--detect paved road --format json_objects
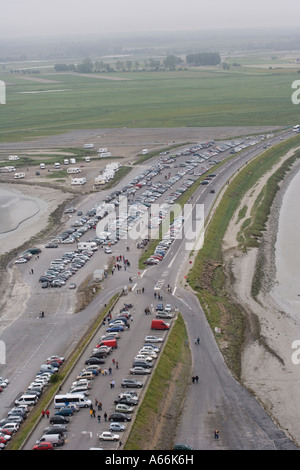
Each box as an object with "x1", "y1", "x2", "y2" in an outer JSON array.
[{"x1": 1, "y1": 129, "x2": 298, "y2": 450}]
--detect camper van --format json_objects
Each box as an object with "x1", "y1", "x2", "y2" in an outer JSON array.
[
  {"x1": 78, "y1": 241, "x2": 97, "y2": 251},
  {"x1": 64, "y1": 159, "x2": 69, "y2": 165},
  {"x1": 40, "y1": 163, "x2": 46, "y2": 169},
  {"x1": 67, "y1": 167, "x2": 81, "y2": 174},
  {"x1": 83, "y1": 144, "x2": 94, "y2": 149},
  {"x1": 54, "y1": 162, "x2": 60, "y2": 169},
  {"x1": 1, "y1": 166, "x2": 16, "y2": 172},
  {"x1": 100, "y1": 152, "x2": 112, "y2": 158},
  {"x1": 14, "y1": 172, "x2": 25, "y2": 179},
  {"x1": 9, "y1": 155, "x2": 19, "y2": 160},
  {"x1": 71, "y1": 177, "x2": 86, "y2": 185}
]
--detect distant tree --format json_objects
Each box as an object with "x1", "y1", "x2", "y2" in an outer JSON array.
[
  {"x1": 186, "y1": 52, "x2": 221, "y2": 66},
  {"x1": 76, "y1": 57, "x2": 93, "y2": 73},
  {"x1": 163, "y1": 55, "x2": 177, "y2": 70}
]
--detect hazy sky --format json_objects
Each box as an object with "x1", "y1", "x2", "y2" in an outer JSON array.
[{"x1": 1, "y1": 0, "x2": 300, "y2": 38}]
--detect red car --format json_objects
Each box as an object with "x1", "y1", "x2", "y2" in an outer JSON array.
[{"x1": 32, "y1": 442, "x2": 54, "y2": 450}]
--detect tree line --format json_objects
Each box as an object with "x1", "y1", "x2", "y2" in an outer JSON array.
[{"x1": 54, "y1": 52, "x2": 221, "y2": 74}]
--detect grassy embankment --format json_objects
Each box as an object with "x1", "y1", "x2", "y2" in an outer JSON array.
[{"x1": 187, "y1": 134, "x2": 300, "y2": 378}]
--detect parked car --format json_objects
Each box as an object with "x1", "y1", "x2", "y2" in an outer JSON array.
[
  {"x1": 130, "y1": 366, "x2": 151, "y2": 375},
  {"x1": 55, "y1": 407, "x2": 73, "y2": 417},
  {"x1": 121, "y1": 378, "x2": 143, "y2": 388},
  {"x1": 109, "y1": 422, "x2": 126, "y2": 432},
  {"x1": 144, "y1": 335, "x2": 163, "y2": 343},
  {"x1": 155, "y1": 311, "x2": 173, "y2": 319},
  {"x1": 85, "y1": 357, "x2": 105, "y2": 365},
  {"x1": 108, "y1": 412, "x2": 132, "y2": 422},
  {"x1": 114, "y1": 397, "x2": 138, "y2": 406},
  {"x1": 50, "y1": 415, "x2": 70, "y2": 425},
  {"x1": 99, "y1": 431, "x2": 119, "y2": 441},
  {"x1": 32, "y1": 441, "x2": 54, "y2": 450}
]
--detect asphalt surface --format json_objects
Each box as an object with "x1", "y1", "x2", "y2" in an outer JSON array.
[{"x1": 0, "y1": 129, "x2": 298, "y2": 451}]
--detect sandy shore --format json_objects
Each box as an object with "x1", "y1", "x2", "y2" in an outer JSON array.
[
  {"x1": 223, "y1": 150, "x2": 300, "y2": 445},
  {"x1": 0, "y1": 183, "x2": 72, "y2": 256}
]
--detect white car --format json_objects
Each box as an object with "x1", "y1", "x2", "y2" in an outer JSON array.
[
  {"x1": 139, "y1": 349, "x2": 158, "y2": 358},
  {"x1": 134, "y1": 354, "x2": 154, "y2": 363},
  {"x1": 119, "y1": 392, "x2": 138, "y2": 402},
  {"x1": 141, "y1": 345, "x2": 160, "y2": 353},
  {"x1": 144, "y1": 336, "x2": 163, "y2": 343},
  {"x1": 165, "y1": 304, "x2": 172, "y2": 312},
  {"x1": 71, "y1": 380, "x2": 91, "y2": 389},
  {"x1": 105, "y1": 248, "x2": 112, "y2": 254},
  {"x1": 99, "y1": 431, "x2": 119, "y2": 441},
  {"x1": 15, "y1": 258, "x2": 27, "y2": 264}
]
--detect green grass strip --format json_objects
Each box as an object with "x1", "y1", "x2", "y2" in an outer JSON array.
[{"x1": 187, "y1": 133, "x2": 300, "y2": 378}]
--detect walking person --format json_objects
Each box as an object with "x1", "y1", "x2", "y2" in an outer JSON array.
[
  {"x1": 98, "y1": 401, "x2": 102, "y2": 411},
  {"x1": 104, "y1": 412, "x2": 108, "y2": 422}
]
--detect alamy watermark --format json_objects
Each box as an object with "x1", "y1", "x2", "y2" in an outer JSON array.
[
  {"x1": 0, "y1": 340, "x2": 6, "y2": 364},
  {"x1": 96, "y1": 199, "x2": 205, "y2": 251},
  {"x1": 0, "y1": 80, "x2": 6, "y2": 105},
  {"x1": 291, "y1": 80, "x2": 300, "y2": 105}
]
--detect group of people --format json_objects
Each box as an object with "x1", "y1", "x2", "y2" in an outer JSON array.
[
  {"x1": 191, "y1": 375, "x2": 199, "y2": 383},
  {"x1": 89, "y1": 400, "x2": 106, "y2": 422}
]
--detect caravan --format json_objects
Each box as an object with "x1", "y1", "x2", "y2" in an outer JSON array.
[
  {"x1": 67, "y1": 167, "x2": 81, "y2": 174},
  {"x1": 14, "y1": 173, "x2": 25, "y2": 179},
  {"x1": 71, "y1": 177, "x2": 86, "y2": 185}
]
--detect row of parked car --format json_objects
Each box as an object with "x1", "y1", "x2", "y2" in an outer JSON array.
[
  {"x1": 0, "y1": 356, "x2": 64, "y2": 449},
  {"x1": 14, "y1": 247, "x2": 42, "y2": 265},
  {"x1": 98, "y1": 326, "x2": 167, "y2": 443},
  {"x1": 143, "y1": 215, "x2": 184, "y2": 266},
  {"x1": 39, "y1": 248, "x2": 95, "y2": 288}
]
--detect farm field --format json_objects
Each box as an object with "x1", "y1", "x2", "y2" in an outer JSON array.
[{"x1": 0, "y1": 65, "x2": 299, "y2": 142}]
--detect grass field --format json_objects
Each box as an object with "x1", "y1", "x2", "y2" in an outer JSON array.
[{"x1": 0, "y1": 65, "x2": 299, "y2": 142}]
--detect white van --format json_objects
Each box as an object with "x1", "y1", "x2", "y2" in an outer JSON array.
[
  {"x1": 40, "y1": 163, "x2": 46, "y2": 169},
  {"x1": 54, "y1": 393, "x2": 92, "y2": 408},
  {"x1": 83, "y1": 144, "x2": 94, "y2": 149},
  {"x1": 14, "y1": 173, "x2": 25, "y2": 179},
  {"x1": 64, "y1": 159, "x2": 69, "y2": 165},
  {"x1": 54, "y1": 162, "x2": 60, "y2": 169},
  {"x1": 15, "y1": 394, "x2": 38, "y2": 406}
]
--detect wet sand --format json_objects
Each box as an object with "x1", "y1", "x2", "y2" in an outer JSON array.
[
  {"x1": 0, "y1": 184, "x2": 71, "y2": 256},
  {"x1": 0, "y1": 188, "x2": 41, "y2": 234}
]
